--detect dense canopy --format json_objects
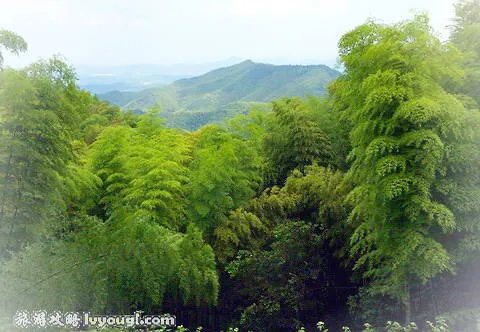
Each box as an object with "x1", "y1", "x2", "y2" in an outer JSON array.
[{"x1": 0, "y1": 2, "x2": 479, "y2": 331}]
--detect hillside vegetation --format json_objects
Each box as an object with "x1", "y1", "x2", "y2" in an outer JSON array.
[{"x1": 100, "y1": 60, "x2": 340, "y2": 129}]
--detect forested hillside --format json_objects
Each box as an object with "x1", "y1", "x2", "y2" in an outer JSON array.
[
  {"x1": 99, "y1": 60, "x2": 340, "y2": 129},
  {"x1": 0, "y1": 1, "x2": 479, "y2": 331}
]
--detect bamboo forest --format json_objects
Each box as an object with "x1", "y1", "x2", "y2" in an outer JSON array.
[{"x1": 0, "y1": 1, "x2": 479, "y2": 331}]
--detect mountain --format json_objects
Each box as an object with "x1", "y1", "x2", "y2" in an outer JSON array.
[
  {"x1": 98, "y1": 60, "x2": 341, "y2": 129},
  {"x1": 76, "y1": 57, "x2": 244, "y2": 94}
]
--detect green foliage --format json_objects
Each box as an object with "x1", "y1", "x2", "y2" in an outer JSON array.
[
  {"x1": 225, "y1": 165, "x2": 352, "y2": 330},
  {"x1": 0, "y1": 215, "x2": 219, "y2": 315},
  {"x1": 306, "y1": 96, "x2": 351, "y2": 170},
  {"x1": 0, "y1": 54, "x2": 120, "y2": 254},
  {"x1": 224, "y1": 108, "x2": 271, "y2": 152},
  {"x1": 0, "y1": 53, "x2": 220, "y2": 321},
  {"x1": 230, "y1": 221, "x2": 328, "y2": 331},
  {"x1": 187, "y1": 125, "x2": 263, "y2": 234},
  {"x1": 90, "y1": 113, "x2": 191, "y2": 230},
  {"x1": 264, "y1": 97, "x2": 334, "y2": 184},
  {"x1": 444, "y1": 0, "x2": 480, "y2": 267},
  {"x1": 331, "y1": 15, "x2": 472, "y2": 321},
  {"x1": 101, "y1": 216, "x2": 218, "y2": 312},
  {"x1": 166, "y1": 101, "x2": 271, "y2": 131},
  {"x1": 0, "y1": 29, "x2": 27, "y2": 69},
  {"x1": 450, "y1": 0, "x2": 480, "y2": 104},
  {"x1": 0, "y1": 60, "x2": 83, "y2": 254},
  {"x1": 81, "y1": 111, "x2": 222, "y2": 313},
  {"x1": 212, "y1": 208, "x2": 267, "y2": 264},
  {"x1": 0, "y1": 8, "x2": 479, "y2": 331}
]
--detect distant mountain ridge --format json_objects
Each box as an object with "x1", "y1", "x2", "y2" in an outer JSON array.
[
  {"x1": 77, "y1": 57, "x2": 244, "y2": 94},
  {"x1": 99, "y1": 60, "x2": 341, "y2": 129}
]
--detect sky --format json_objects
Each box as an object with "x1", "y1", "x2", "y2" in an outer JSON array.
[{"x1": 0, "y1": 0, "x2": 457, "y2": 68}]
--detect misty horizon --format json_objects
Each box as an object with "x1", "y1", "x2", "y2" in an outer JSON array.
[{"x1": 1, "y1": 0, "x2": 456, "y2": 69}]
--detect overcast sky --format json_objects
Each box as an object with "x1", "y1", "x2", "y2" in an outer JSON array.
[{"x1": 1, "y1": 0, "x2": 457, "y2": 68}]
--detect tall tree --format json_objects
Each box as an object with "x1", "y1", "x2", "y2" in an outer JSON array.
[
  {"x1": 0, "y1": 60, "x2": 76, "y2": 254},
  {"x1": 331, "y1": 15, "x2": 467, "y2": 323},
  {"x1": 0, "y1": 55, "x2": 121, "y2": 255}
]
